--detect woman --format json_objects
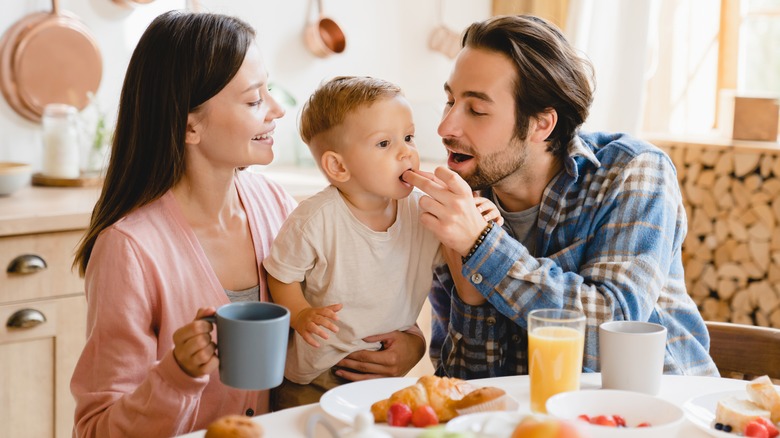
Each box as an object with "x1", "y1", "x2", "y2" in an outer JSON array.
[{"x1": 70, "y1": 11, "x2": 296, "y2": 437}]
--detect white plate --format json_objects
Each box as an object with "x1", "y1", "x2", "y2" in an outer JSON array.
[
  {"x1": 445, "y1": 411, "x2": 529, "y2": 436},
  {"x1": 319, "y1": 377, "x2": 522, "y2": 437},
  {"x1": 319, "y1": 377, "x2": 420, "y2": 436},
  {"x1": 682, "y1": 390, "x2": 746, "y2": 437}
]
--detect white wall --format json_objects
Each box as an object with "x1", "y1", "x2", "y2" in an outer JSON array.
[{"x1": 0, "y1": 0, "x2": 492, "y2": 170}]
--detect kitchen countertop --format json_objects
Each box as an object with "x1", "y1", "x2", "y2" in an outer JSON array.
[{"x1": 0, "y1": 162, "x2": 447, "y2": 238}]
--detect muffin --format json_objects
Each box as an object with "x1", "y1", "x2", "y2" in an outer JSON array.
[
  {"x1": 204, "y1": 414, "x2": 263, "y2": 438},
  {"x1": 453, "y1": 387, "x2": 513, "y2": 415}
]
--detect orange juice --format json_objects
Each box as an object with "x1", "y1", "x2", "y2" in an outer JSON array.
[{"x1": 529, "y1": 326, "x2": 585, "y2": 413}]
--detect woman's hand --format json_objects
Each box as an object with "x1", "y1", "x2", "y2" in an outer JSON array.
[
  {"x1": 172, "y1": 307, "x2": 219, "y2": 378},
  {"x1": 293, "y1": 303, "x2": 343, "y2": 348},
  {"x1": 334, "y1": 330, "x2": 425, "y2": 381}
]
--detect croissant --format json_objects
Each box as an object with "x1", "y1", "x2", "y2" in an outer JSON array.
[{"x1": 371, "y1": 375, "x2": 474, "y2": 422}]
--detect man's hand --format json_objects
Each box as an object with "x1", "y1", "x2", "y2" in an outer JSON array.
[
  {"x1": 403, "y1": 167, "x2": 489, "y2": 255},
  {"x1": 334, "y1": 330, "x2": 425, "y2": 381}
]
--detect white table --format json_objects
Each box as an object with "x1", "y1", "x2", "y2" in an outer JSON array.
[{"x1": 179, "y1": 373, "x2": 747, "y2": 437}]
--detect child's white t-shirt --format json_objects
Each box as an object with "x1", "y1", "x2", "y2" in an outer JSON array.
[{"x1": 264, "y1": 185, "x2": 442, "y2": 384}]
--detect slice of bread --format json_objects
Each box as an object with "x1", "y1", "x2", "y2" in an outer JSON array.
[
  {"x1": 715, "y1": 395, "x2": 771, "y2": 433},
  {"x1": 747, "y1": 375, "x2": 780, "y2": 423}
]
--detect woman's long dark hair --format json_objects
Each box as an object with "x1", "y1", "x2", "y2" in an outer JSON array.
[{"x1": 74, "y1": 11, "x2": 256, "y2": 275}]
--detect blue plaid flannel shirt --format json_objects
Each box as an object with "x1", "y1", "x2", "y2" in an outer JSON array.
[{"x1": 429, "y1": 131, "x2": 719, "y2": 379}]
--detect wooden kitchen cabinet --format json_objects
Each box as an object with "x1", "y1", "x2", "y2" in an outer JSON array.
[
  {"x1": 0, "y1": 186, "x2": 98, "y2": 438},
  {"x1": 1, "y1": 230, "x2": 88, "y2": 438}
]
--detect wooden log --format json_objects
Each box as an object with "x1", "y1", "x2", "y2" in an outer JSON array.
[
  {"x1": 728, "y1": 216, "x2": 749, "y2": 242},
  {"x1": 697, "y1": 169, "x2": 716, "y2": 189},
  {"x1": 701, "y1": 191, "x2": 719, "y2": 219},
  {"x1": 732, "y1": 179, "x2": 751, "y2": 210},
  {"x1": 740, "y1": 209, "x2": 758, "y2": 227},
  {"x1": 717, "y1": 278, "x2": 738, "y2": 300},
  {"x1": 753, "y1": 204, "x2": 776, "y2": 229},
  {"x1": 718, "y1": 262, "x2": 749, "y2": 287},
  {"x1": 769, "y1": 263, "x2": 780, "y2": 283},
  {"x1": 684, "y1": 182, "x2": 704, "y2": 207},
  {"x1": 749, "y1": 239, "x2": 771, "y2": 271},
  {"x1": 744, "y1": 174, "x2": 763, "y2": 192},
  {"x1": 750, "y1": 191, "x2": 772, "y2": 207},
  {"x1": 761, "y1": 155, "x2": 774, "y2": 178},
  {"x1": 749, "y1": 222, "x2": 772, "y2": 241},
  {"x1": 691, "y1": 208, "x2": 713, "y2": 236},
  {"x1": 743, "y1": 260, "x2": 766, "y2": 279},
  {"x1": 769, "y1": 307, "x2": 780, "y2": 328},
  {"x1": 685, "y1": 257, "x2": 706, "y2": 283},
  {"x1": 715, "y1": 219, "x2": 730, "y2": 243},
  {"x1": 715, "y1": 150, "x2": 734, "y2": 175},
  {"x1": 732, "y1": 312, "x2": 754, "y2": 325},
  {"x1": 685, "y1": 147, "x2": 703, "y2": 166},
  {"x1": 687, "y1": 162, "x2": 702, "y2": 186},
  {"x1": 701, "y1": 264, "x2": 718, "y2": 290},
  {"x1": 733, "y1": 243, "x2": 750, "y2": 262},
  {"x1": 734, "y1": 152, "x2": 761, "y2": 177},
  {"x1": 702, "y1": 297, "x2": 720, "y2": 320},
  {"x1": 731, "y1": 289, "x2": 754, "y2": 314},
  {"x1": 761, "y1": 179, "x2": 780, "y2": 197},
  {"x1": 700, "y1": 149, "x2": 721, "y2": 167}
]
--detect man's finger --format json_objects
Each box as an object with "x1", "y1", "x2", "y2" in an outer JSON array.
[
  {"x1": 402, "y1": 170, "x2": 447, "y2": 197},
  {"x1": 433, "y1": 166, "x2": 472, "y2": 196}
]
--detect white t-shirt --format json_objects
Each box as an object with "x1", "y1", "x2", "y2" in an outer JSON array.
[{"x1": 264, "y1": 185, "x2": 442, "y2": 384}]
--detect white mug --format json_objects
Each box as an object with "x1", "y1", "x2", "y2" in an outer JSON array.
[{"x1": 599, "y1": 321, "x2": 667, "y2": 395}]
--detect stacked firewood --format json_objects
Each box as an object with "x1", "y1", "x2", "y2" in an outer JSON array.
[{"x1": 655, "y1": 139, "x2": 780, "y2": 328}]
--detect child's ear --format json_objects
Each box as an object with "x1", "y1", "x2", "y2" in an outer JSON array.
[
  {"x1": 185, "y1": 113, "x2": 200, "y2": 145},
  {"x1": 321, "y1": 151, "x2": 350, "y2": 183}
]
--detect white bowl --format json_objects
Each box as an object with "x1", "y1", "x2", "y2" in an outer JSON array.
[
  {"x1": 0, "y1": 162, "x2": 32, "y2": 196},
  {"x1": 546, "y1": 389, "x2": 684, "y2": 438}
]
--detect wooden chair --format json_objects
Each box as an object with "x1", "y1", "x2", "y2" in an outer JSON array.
[{"x1": 705, "y1": 321, "x2": 780, "y2": 380}]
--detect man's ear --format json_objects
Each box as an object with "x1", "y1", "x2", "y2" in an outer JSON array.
[
  {"x1": 321, "y1": 151, "x2": 350, "y2": 183},
  {"x1": 529, "y1": 108, "x2": 557, "y2": 143},
  {"x1": 185, "y1": 113, "x2": 201, "y2": 145}
]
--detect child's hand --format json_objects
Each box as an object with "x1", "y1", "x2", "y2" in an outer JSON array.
[
  {"x1": 474, "y1": 196, "x2": 504, "y2": 226},
  {"x1": 293, "y1": 303, "x2": 343, "y2": 348}
]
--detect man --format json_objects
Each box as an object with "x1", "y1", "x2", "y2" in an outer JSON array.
[{"x1": 402, "y1": 15, "x2": 719, "y2": 379}]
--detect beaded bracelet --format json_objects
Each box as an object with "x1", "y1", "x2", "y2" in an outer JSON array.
[{"x1": 462, "y1": 221, "x2": 495, "y2": 264}]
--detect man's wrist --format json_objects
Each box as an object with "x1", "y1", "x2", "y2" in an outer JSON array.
[{"x1": 462, "y1": 221, "x2": 495, "y2": 264}]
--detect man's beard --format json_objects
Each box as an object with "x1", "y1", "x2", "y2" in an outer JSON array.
[{"x1": 448, "y1": 137, "x2": 529, "y2": 191}]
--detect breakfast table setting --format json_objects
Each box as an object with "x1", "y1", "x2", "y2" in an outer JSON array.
[{"x1": 177, "y1": 372, "x2": 761, "y2": 437}]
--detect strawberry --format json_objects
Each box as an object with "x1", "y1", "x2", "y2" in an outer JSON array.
[
  {"x1": 636, "y1": 422, "x2": 652, "y2": 428},
  {"x1": 753, "y1": 418, "x2": 779, "y2": 438},
  {"x1": 411, "y1": 405, "x2": 439, "y2": 428},
  {"x1": 745, "y1": 421, "x2": 770, "y2": 438},
  {"x1": 590, "y1": 415, "x2": 617, "y2": 427},
  {"x1": 612, "y1": 415, "x2": 627, "y2": 427},
  {"x1": 577, "y1": 414, "x2": 591, "y2": 422},
  {"x1": 387, "y1": 402, "x2": 412, "y2": 427}
]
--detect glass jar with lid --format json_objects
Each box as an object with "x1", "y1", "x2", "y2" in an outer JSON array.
[{"x1": 41, "y1": 103, "x2": 81, "y2": 179}]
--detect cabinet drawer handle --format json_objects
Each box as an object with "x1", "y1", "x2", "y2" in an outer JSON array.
[
  {"x1": 6, "y1": 308, "x2": 47, "y2": 329},
  {"x1": 6, "y1": 254, "x2": 48, "y2": 275}
]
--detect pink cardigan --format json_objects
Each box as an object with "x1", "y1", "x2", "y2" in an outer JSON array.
[{"x1": 70, "y1": 171, "x2": 296, "y2": 438}]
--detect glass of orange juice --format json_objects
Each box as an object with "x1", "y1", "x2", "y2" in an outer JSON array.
[{"x1": 528, "y1": 308, "x2": 586, "y2": 413}]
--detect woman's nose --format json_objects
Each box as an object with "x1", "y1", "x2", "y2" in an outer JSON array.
[{"x1": 265, "y1": 93, "x2": 286, "y2": 120}]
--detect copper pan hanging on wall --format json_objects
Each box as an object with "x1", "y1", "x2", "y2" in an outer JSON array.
[
  {"x1": 304, "y1": 0, "x2": 346, "y2": 58},
  {"x1": 0, "y1": 0, "x2": 102, "y2": 122}
]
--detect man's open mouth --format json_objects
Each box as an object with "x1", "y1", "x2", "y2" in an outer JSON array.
[{"x1": 450, "y1": 151, "x2": 474, "y2": 163}]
